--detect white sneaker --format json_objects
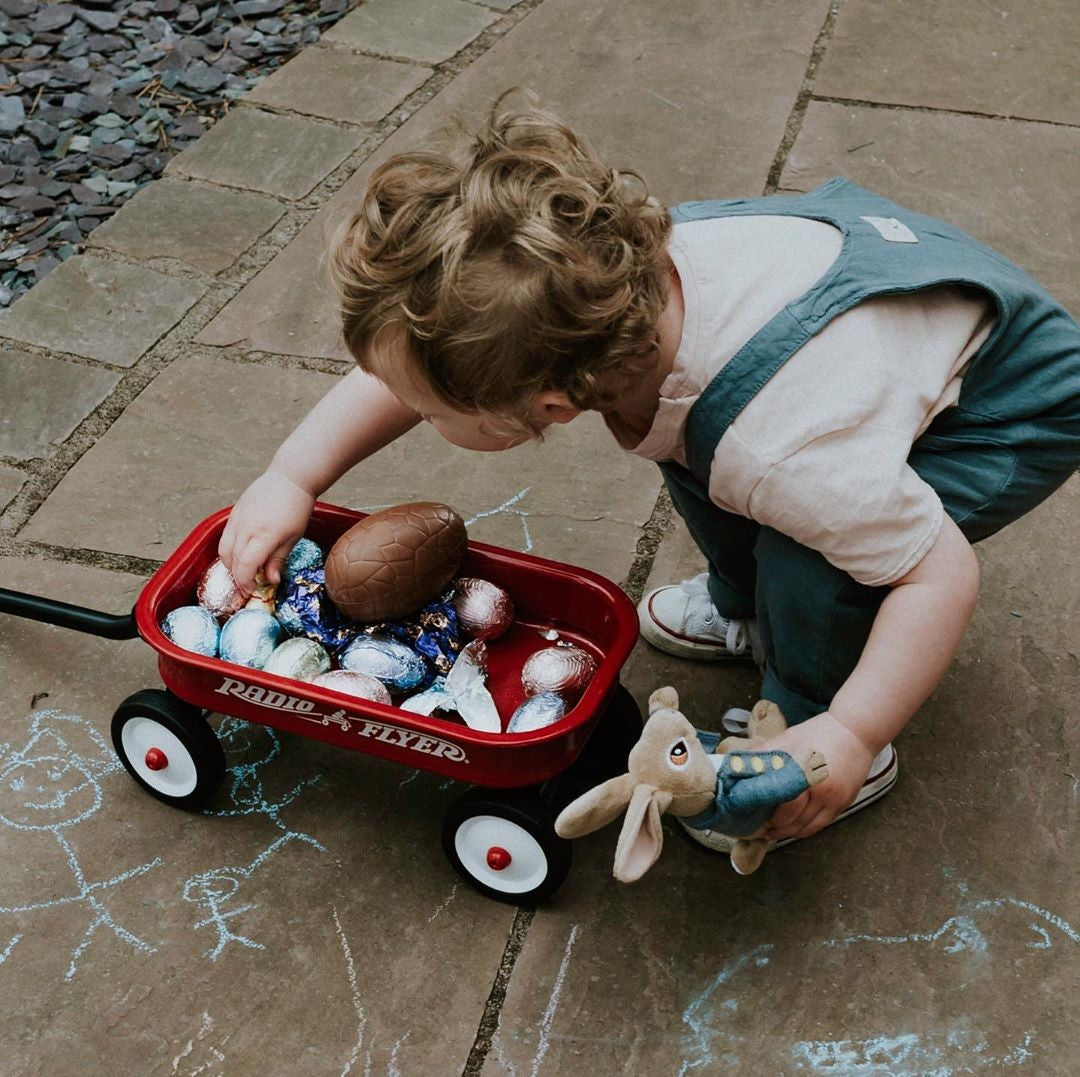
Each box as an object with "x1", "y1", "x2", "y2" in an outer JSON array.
[
  {"x1": 680, "y1": 743, "x2": 899, "y2": 854},
  {"x1": 638, "y1": 572, "x2": 762, "y2": 663}
]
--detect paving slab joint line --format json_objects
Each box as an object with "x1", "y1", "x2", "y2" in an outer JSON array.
[
  {"x1": 811, "y1": 94, "x2": 1080, "y2": 131},
  {"x1": 621, "y1": 486, "x2": 673, "y2": 605},
  {"x1": 307, "y1": 36, "x2": 445, "y2": 67},
  {"x1": 461, "y1": 906, "x2": 535, "y2": 1076},
  {"x1": 765, "y1": 0, "x2": 842, "y2": 194},
  {"x1": 231, "y1": 96, "x2": 382, "y2": 133}
]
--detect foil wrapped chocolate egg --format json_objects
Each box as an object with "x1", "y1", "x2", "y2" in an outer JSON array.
[
  {"x1": 506, "y1": 692, "x2": 567, "y2": 734},
  {"x1": 162, "y1": 605, "x2": 220, "y2": 656},
  {"x1": 196, "y1": 558, "x2": 245, "y2": 621},
  {"x1": 219, "y1": 608, "x2": 282, "y2": 669},
  {"x1": 521, "y1": 644, "x2": 597, "y2": 698},
  {"x1": 309, "y1": 669, "x2": 391, "y2": 706},
  {"x1": 263, "y1": 637, "x2": 331, "y2": 680},
  {"x1": 283, "y1": 538, "x2": 324, "y2": 584},
  {"x1": 340, "y1": 635, "x2": 427, "y2": 693},
  {"x1": 453, "y1": 577, "x2": 514, "y2": 641}
]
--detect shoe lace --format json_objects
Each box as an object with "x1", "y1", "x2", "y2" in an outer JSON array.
[{"x1": 679, "y1": 573, "x2": 749, "y2": 655}]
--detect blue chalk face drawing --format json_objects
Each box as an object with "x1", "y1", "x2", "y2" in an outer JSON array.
[
  {"x1": 180, "y1": 716, "x2": 327, "y2": 960},
  {"x1": 0, "y1": 710, "x2": 162, "y2": 982}
]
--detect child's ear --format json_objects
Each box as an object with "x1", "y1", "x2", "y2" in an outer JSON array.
[{"x1": 530, "y1": 390, "x2": 581, "y2": 425}]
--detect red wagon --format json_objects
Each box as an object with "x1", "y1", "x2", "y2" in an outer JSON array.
[{"x1": 0, "y1": 502, "x2": 642, "y2": 903}]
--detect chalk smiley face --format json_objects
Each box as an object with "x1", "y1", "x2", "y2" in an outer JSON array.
[{"x1": 0, "y1": 754, "x2": 101, "y2": 831}]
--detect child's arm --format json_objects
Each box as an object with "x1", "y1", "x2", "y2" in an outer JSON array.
[
  {"x1": 760, "y1": 513, "x2": 980, "y2": 839},
  {"x1": 219, "y1": 367, "x2": 421, "y2": 593}
]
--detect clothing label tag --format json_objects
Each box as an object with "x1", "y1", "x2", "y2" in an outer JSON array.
[{"x1": 860, "y1": 215, "x2": 919, "y2": 243}]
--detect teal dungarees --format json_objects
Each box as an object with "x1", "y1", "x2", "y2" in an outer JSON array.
[{"x1": 662, "y1": 177, "x2": 1080, "y2": 725}]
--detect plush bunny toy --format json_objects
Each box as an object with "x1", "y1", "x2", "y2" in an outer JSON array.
[{"x1": 555, "y1": 687, "x2": 828, "y2": 879}]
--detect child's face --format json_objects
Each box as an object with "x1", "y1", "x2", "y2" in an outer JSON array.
[{"x1": 368, "y1": 332, "x2": 579, "y2": 451}]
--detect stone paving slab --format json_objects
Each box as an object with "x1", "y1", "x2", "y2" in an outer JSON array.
[
  {"x1": 198, "y1": 0, "x2": 830, "y2": 358},
  {"x1": 0, "y1": 558, "x2": 513, "y2": 1076},
  {"x1": 0, "y1": 256, "x2": 207, "y2": 368},
  {"x1": 0, "y1": 350, "x2": 120, "y2": 461},
  {"x1": 781, "y1": 100, "x2": 1080, "y2": 317},
  {"x1": 0, "y1": 466, "x2": 24, "y2": 514},
  {"x1": 86, "y1": 179, "x2": 287, "y2": 276},
  {"x1": 21, "y1": 355, "x2": 660, "y2": 584},
  {"x1": 323, "y1": 0, "x2": 497, "y2": 65},
  {"x1": 165, "y1": 108, "x2": 365, "y2": 202},
  {"x1": 815, "y1": 0, "x2": 1080, "y2": 126},
  {"x1": 246, "y1": 48, "x2": 432, "y2": 126},
  {"x1": 484, "y1": 480, "x2": 1080, "y2": 1074}
]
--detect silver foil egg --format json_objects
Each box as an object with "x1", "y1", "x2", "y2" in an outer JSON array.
[
  {"x1": 219, "y1": 608, "x2": 282, "y2": 669},
  {"x1": 309, "y1": 669, "x2": 392, "y2": 706},
  {"x1": 162, "y1": 605, "x2": 220, "y2": 656},
  {"x1": 520, "y1": 644, "x2": 597, "y2": 697},
  {"x1": 340, "y1": 635, "x2": 427, "y2": 693},
  {"x1": 506, "y1": 692, "x2": 567, "y2": 734},
  {"x1": 263, "y1": 637, "x2": 331, "y2": 680},
  {"x1": 196, "y1": 558, "x2": 245, "y2": 620},
  {"x1": 453, "y1": 577, "x2": 514, "y2": 641}
]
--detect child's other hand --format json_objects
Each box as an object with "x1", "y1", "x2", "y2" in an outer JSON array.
[
  {"x1": 754, "y1": 712, "x2": 875, "y2": 841},
  {"x1": 218, "y1": 469, "x2": 315, "y2": 595}
]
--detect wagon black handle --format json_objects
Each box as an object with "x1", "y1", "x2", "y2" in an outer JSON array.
[{"x1": 0, "y1": 587, "x2": 139, "y2": 640}]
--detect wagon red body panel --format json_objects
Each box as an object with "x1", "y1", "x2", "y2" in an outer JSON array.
[{"x1": 134, "y1": 502, "x2": 639, "y2": 788}]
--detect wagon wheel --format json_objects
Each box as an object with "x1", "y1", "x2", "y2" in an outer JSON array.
[
  {"x1": 442, "y1": 787, "x2": 572, "y2": 905},
  {"x1": 111, "y1": 689, "x2": 225, "y2": 811}
]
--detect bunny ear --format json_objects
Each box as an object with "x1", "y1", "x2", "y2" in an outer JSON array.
[
  {"x1": 555, "y1": 773, "x2": 636, "y2": 838},
  {"x1": 613, "y1": 785, "x2": 673, "y2": 883}
]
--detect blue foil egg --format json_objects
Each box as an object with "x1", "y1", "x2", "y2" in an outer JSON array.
[
  {"x1": 283, "y1": 538, "x2": 324, "y2": 584},
  {"x1": 506, "y1": 692, "x2": 567, "y2": 734},
  {"x1": 340, "y1": 635, "x2": 426, "y2": 693},
  {"x1": 219, "y1": 608, "x2": 282, "y2": 669},
  {"x1": 162, "y1": 605, "x2": 220, "y2": 657},
  {"x1": 263, "y1": 637, "x2": 331, "y2": 680}
]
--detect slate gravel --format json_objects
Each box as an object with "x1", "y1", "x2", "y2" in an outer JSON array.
[{"x1": 0, "y1": 0, "x2": 354, "y2": 306}]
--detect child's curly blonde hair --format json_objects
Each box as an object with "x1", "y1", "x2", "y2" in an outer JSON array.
[{"x1": 327, "y1": 93, "x2": 673, "y2": 437}]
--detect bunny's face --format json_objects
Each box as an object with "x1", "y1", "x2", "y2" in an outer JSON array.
[{"x1": 629, "y1": 707, "x2": 717, "y2": 813}]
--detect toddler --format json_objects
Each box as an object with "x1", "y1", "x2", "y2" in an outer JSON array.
[{"x1": 220, "y1": 98, "x2": 1080, "y2": 855}]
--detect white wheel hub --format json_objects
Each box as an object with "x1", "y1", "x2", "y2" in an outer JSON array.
[
  {"x1": 120, "y1": 716, "x2": 198, "y2": 798},
  {"x1": 454, "y1": 813, "x2": 549, "y2": 894}
]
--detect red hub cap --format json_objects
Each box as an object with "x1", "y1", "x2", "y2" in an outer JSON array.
[
  {"x1": 486, "y1": 846, "x2": 512, "y2": 871},
  {"x1": 144, "y1": 747, "x2": 168, "y2": 771}
]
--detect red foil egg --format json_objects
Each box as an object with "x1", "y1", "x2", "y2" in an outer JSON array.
[
  {"x1": 453, "y1": 577, "x2": 514, "y2": 641},
  {"x1": 196, "y1": 558, "x2": 245, "y2": 621},
  {"x1": 520, "y1": 644, "x2": 597, "y2": 698}
]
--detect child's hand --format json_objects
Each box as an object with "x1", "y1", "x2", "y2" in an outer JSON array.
[
  {"x1": 218, "y1": 469, "x2": 315, "y2": 595},
  {"x1": 752, "y1": 712, "x2": 876, "y2": 841}
]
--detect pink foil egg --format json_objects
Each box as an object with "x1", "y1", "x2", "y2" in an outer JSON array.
[
  {"x1": 196, "y1": 558, "x2": 245, "y2": 621},
  {"x1": 309, "y1": 669, "x2": 392, "y2": 706},
  {"x1": 520, "y1": 644, "x2": 597, "y2": 697},
  {"x1": 453, "y1": 577, "x2": 514, "y2": 641}
]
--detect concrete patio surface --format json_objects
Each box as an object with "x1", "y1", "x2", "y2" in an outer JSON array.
[{"x1": 1, "y1": 0, "x2": 1078, "y2": 1074}]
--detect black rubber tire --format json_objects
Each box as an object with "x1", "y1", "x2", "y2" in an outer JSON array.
[
  {"x1": 442, "y1": 787, "x2": 572, "y2": 905},
  {"x1": 111, "y1": 689, "x2": 225, "y2": 811}
]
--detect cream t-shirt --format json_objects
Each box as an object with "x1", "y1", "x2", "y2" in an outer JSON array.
[{"x1": 611, "y1": 215, "x2": 998, "y2": 586}]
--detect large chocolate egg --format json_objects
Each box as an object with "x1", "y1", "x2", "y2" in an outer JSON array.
[{"x1": 325, "y1": 502, "x2": 467, "y2": 622}]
